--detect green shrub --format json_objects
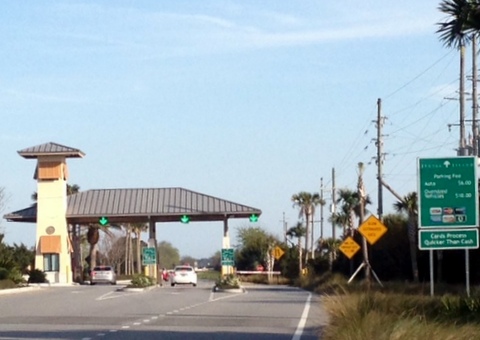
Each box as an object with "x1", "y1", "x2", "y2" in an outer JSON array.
[
  {"x1": 8, "y1": 268, "x2": 25, "y2": 284},
  {"x1": 129, "y1": 274, "x2": 155, "y2": 288},
  {"x1": 27, "y1": 269, "x2": 48, "y2": 283},
  {"x1": 0, "y1": 267, "x2": 8, "y2": 280},
  {"x1": 216, "y1": 274, "x2": 241, "y2": 289}
]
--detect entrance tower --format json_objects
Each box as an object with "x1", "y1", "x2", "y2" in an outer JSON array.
[{"x1": 18, "y1": 142, "x2": 84, "y2": 284}]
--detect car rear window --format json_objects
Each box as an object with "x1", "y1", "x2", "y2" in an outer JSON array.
[
  {"x1": 175, "y1": 267, "x2": 192, "y2": 272},
  {"x1": 93, "y1": 266, "x2": 112, "y2": 271}
]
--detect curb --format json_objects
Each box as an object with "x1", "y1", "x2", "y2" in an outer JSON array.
[
  {"x1": 0, "y1": 286, "x2": 42, "y2": 295},
  {"x1": 119, "y1": 284, "x2": 159, "y2": 292},
  {"x1": 213, "y1": 286, "x2": 245, "y2": 293}
]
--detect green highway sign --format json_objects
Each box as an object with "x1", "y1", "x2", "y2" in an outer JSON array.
[
  {"x1": 142, "y1": 247, "x2": 157, "y2": 265},
  {"x1": 180, "y1": 215, "x2": 190, "y2": 224},
  {"x1": 98, "y1": 216, "x2": 109, "y2": 226},
  {"x1": 419, "y1": 229, "x2": 479, "y2": 250},
  {"x1": 221, "y1": 248, "x2": 235, "y2": 266},
  {"x1": 418, "y1": 157, "x2": 478, "y2": 228},
  {"x1": 249, "y1": 214, "x2": 259, "y2": 222}
]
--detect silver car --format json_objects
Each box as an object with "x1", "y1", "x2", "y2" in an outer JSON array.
[
  {"x1": 170, "y1": 265, "x2": 197, "y2": 287},
  {"x1": 90, "y1": 265, "x2": 116, "y2": 285}
]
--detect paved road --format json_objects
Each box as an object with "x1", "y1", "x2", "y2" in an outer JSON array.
[{"x1": 0, "y1": 280, "x2": 329, "y2": 339}]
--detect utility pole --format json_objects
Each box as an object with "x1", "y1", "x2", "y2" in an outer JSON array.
[
  {"x1": 460, "y1": 42, "x2": 467, "y2": 155},
  {"x1": 357, "y1": 162, "x2": 371, "y2": 285},
  {"x1": 375, "y1": 98, "x2": 385, "y2": 220},
  {"x1": 331, "y1": 168, "x2": 336, "y2": 240},
  {"x1": 282, "y1": 212, "x2": 287, "y2": 244},
  {"x1": 320, "y1": 177, "x2": 324, "y2": 240},
  {"x1": 472, "y1": 35, "x2": 478, "y2": 157}
]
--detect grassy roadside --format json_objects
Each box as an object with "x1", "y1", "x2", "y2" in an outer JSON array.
[{"x1": 302, "y1": 274, "x2": 480, "y2": 340}]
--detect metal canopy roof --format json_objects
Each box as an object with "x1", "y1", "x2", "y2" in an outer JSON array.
[
  {"x1": 4, "y1": 187, "x2": 262, "y2": 224},
  {"x1": 18, "y1": 142, "x2": 85, "y2": 159}
]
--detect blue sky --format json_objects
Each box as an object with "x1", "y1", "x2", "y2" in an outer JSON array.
[{"x1": 0, "y1": 1, "x2": 468, "y2": 259}]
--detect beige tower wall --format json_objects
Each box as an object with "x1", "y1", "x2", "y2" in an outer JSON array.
[{"x1": 35, "y1": 157, "x2": 71, "y2": 284}]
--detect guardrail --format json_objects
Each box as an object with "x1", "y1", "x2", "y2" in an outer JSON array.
[{"x1": 236, "y1": 271, "x2": 281, "y2": 275}]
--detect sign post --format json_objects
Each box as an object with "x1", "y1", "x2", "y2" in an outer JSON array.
[{"x1": 418, "y1": 156, "x2": 478, "y2": 297}]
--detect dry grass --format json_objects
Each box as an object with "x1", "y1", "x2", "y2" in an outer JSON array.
[{"x1": 320, "y1": 284, "x2": 480, "y2": 340}]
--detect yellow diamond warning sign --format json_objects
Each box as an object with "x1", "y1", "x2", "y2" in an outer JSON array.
[
  {"x1": 339, "y1": 237, "x2": 361, "y2": 259},
  {"x1": 358, "y1": 215, "x2": 387, "y2": 245},
  {"x1": 271, "y1": 246, "x2": 285, "y2": 260}
]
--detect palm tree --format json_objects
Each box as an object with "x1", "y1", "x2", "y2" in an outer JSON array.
[
  {"x1": 318, "y1": 237, "x2": 341, "y2": 272},
  {"x1": 437, "y1": 1, "x2": 476, "y2": 278},
  {"x1": 286, "y1": 222, "x2": 306, "y2": 275},
  {"x1": 437, "y1": 0, "x2": 479, "y2": 155},
  {"x1": 437, "y1": 0, "x2": 475, "y2": 48},
  {"x1": 65, "y1": 184, "x2": 81, "y2": 281},
  {"x1": 291, "y1": 192, "x2": 325, "y2": 263},
  {"x1": 393, "y1": 192, "x2": 419, "y2": 283},
  {"x1": 336, "y1": 189, "x2": 360, "y2": 237},
  {"x1": 124, "y1": 224, "x2": 133, "y2": 275},
  {"x1": 131, "y1": 222, "x2": 148, "y2": 274},
  {"x1": 86, "y1": 223, "x2": 119, "y2": 273},
  {"x1": 330, "y1": 211, "x2": 350, "y2": 238},
  {"x1": 335, "y1": 188, "x2": 372, "y2": 234}
]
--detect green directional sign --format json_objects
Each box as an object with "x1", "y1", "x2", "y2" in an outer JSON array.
[
  {"x1": 418, "y1": 157, "x2": 478, "y2": 228},
  {"x1": 249, "y1": 214, "x2": 259, "y2": 222},
  {"x1": 98, "y1": 216, "x2": 109, "y2": 226},
  {"x1": 221, "y1": 248, "x2": 235, "y2": 266},
  {"x1": 180, "y1": 215, "x2": 190, "y2": 224},
  {"x1": 419, "y1": 229, "x2": 479, "y2": 250},
  {"x1": 142, "y1": 247, "x2": 157, "y2": 265}
]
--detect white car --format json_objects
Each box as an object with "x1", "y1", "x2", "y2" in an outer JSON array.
[
  {"x1": 90, "y1": 265, "x2": 116, "y2": 285},
  {"x1": 170, "y1": 265, "x2": 197, "y2": 287}
]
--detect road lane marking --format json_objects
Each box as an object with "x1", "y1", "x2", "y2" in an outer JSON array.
[
  {"x1": 96, "y1": 290, "x2": 143, "y2": 301},
  {"x1": 88, "y1": 286, "x2": 248, "y2": 339},
  {"x1": 292, "y1": 292, "x2": 312, "y2": 340}
]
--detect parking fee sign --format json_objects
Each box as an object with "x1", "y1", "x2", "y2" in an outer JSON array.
[
  {"x1": 221, "y1": 248, "x2": 235, "y2": 266},
  {"x1": 142, "y1": 247, "x2": 156, "y2": 265},
  {"x1": 418, "y1": 157, "x2": 478, "y2": 228}
]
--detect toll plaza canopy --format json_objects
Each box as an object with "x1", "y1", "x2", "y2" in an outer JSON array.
[{"x1": 4, "y1": 187, "x2": 262, "y2": 225}]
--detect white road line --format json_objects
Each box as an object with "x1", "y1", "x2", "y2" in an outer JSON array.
[
  {"x1": 292, "y1": 292, "x2": 312, "y2": 340},
  {"x1": 97, "y1": 333, "x2": 105, "y2": 337}
]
